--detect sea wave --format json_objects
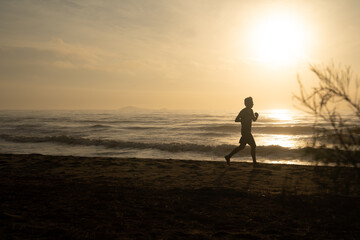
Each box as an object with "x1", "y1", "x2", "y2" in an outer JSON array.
[
  {"x1": 0, "y1": 134, "x2": 305, "y2": 157},
  {"x1": 125, "y1": 126, "x2": 163, "y2": 130},
  {"x1": 253, "y1": 126, "x2": 314, "y2": 135},
  {"x1": 198, "y1": 125, "x2": 314, "y2": 135},
  {"x1": 90, "y1": 124, "x2": 112, "y2": 129}
]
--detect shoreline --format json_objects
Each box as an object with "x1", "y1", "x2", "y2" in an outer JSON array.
[
  {"x1": 1, "y1": 153, "x2": 359, "y2": 239},
  {"x1": 0, "y1": 149, "x2": 334, "y2": 167}
]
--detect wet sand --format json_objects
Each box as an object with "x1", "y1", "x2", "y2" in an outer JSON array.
[{"x1": 0, "y1": 153, "x2": 359, "y2": 239}]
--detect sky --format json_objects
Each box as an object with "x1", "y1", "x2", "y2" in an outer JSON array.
[{"x1": 1, "y1": 0, "x2": 360, "y2": 111}]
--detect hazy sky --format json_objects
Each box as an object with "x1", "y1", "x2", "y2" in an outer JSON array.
[{"x1": 1, "y1": 0, "x2": 360, "y2": 111}]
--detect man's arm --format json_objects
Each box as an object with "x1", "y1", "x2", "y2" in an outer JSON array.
[
  {"x1": 253, "y1": 110, "x2": 259, "y2": 121},
  {"x1": 235, "y1": 111, "x2": 242, "y2": 122}
]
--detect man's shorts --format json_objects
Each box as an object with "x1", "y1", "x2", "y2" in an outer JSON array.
[{"x1": 239, "y1": 133, "x2": 256, "y2": 147}]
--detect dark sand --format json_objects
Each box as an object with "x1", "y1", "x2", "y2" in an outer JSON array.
[{"x1": 0, "y1": 153, "x2": 359, "y2": 239}]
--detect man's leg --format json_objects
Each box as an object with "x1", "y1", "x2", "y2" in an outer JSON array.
[
  {"x1": 248, "y1": 134, "x2": 257, "y2": 165},
  {"x1": 251, "y1": 146, "x2": 256, "y2": 164},
  {"x1": 225, "y1": 143, "x2": 246, "y2": 165}
]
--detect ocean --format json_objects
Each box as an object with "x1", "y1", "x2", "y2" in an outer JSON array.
[{"x1": 0, "y1": 108, "x2": 339, "y2": 165}]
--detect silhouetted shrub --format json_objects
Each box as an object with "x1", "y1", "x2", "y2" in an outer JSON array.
[{"x1": 295, "y1": 63, "x2": 359, "y2": 178}]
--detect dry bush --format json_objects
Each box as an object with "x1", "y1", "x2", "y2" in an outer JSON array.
[{"x1": 295, "y1": 63, "x2": 360, "y2": 178}]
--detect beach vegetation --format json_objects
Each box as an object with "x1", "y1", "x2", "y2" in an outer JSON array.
[{"x1": 295, "y1": 63, "x2": 360, "y2": 181}]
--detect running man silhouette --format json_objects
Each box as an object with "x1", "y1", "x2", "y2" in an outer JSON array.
[{"x1": 225, "y1": 97, "x2": 259, "y2": 165}]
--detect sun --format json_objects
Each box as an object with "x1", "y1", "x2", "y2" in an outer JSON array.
[{"x1": 250, "y1": 12, "x2": 308, "y2": 65}]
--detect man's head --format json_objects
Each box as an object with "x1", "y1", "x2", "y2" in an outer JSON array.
[{"x1": 244, "y1": 97, "x2": 254, "y2": 108}]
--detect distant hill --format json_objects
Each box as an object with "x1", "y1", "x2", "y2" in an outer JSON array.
[{"x1": 118, "y1": 106, "x2": 146, "y2": 112}]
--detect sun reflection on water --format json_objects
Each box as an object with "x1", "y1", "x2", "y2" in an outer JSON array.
[
  {"x1": 266, "y1": 109, "x2": 293, "y2": 121},
  {"x1": 263, "y1": 159, "x2": 314, "y2": 165},
  {"x1": 258, "y1": 134, "x2": 298, "y2": 148},
  {"x1": 258, "y1": 109, "x2": 302, "y2": 148}
]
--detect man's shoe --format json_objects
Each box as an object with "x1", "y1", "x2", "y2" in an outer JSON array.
[{"x1": 225, "y1": 156, "x2": 230, "y2": 165}]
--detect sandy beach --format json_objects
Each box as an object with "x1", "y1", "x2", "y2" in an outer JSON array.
[{"x1": 0, "y1": 153, "x2": 359, "y2": 239}]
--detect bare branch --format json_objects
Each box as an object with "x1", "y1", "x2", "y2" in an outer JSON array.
[{"x1": 294, "y1": 63, "x2": 359, "y2": 169}]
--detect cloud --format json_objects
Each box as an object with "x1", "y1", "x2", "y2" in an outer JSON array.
[{"x1": 0, "y1": 38, "x2": 115, "y2": 72}]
